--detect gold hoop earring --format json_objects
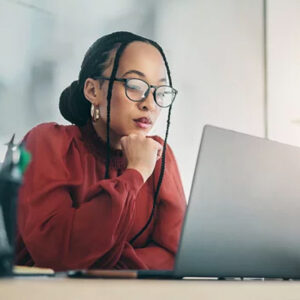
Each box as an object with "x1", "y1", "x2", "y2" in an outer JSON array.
[{"x1": 91, "y1": 104, "x2": 100, "y2": 122}]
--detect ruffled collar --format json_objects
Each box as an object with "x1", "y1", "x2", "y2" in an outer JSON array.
[{"x1": 79, "y1": 120, "x2": 127, "y2": 170}]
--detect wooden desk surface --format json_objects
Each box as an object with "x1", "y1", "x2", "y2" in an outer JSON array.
[{"x1": 1, "y1": 277, "x2": 300, "y2": 300}]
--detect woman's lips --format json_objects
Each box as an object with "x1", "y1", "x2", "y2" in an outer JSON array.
[{"x1": 133, "y1": 117, "x2": 152, "y2": 129}]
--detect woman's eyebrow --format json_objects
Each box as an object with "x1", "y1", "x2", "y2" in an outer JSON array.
[
  {"x1": 122, "y1": 69, "x2": 167, "y2": 83},
  {"x1": 122, "y1": 69, "x2": 145, "y2": 77}
]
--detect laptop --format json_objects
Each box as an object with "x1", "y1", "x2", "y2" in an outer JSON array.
[
  {"x1": 174, "y1": 125, "x2": 300, "y2": 279},
  {"x1": 69, "y1": 125, "x2": 300, "y2": 279}
]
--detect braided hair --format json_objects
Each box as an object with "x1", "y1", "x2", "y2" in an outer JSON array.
[{"x1": 59, "y1": 31, "x2": 174, "y2": 244}]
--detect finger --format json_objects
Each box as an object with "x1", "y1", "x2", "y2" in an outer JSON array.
[
  {"x1": 156, "y1": 149, "x2": 162, "y2": 161},
  {"x1": 120, "y1": 135, "x2": 129, "y2": 141},
  {"x1": 120, "y1": 135, "x2": 129, "y2": 149},
  {"x1": 154, "y1": 141, "x2": 163, "y2": 151},
  {"x1": 156, "y1": 144, "x2": 163, "y2": 160},
  {"x1": 120, "y1": 136, "x2": 127, "y2": 145}
]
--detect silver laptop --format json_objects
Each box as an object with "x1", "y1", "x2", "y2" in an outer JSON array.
[
  {"x1": 174, "y1": 124, "x2": 300, "y2": 279},
  {"x1": 69, "y1": 125, "x2": 300, "y2": 279}
]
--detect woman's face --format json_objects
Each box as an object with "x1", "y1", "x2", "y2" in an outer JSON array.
[{"x1": 90, "y1": 41, "x2": 167, "y2": 148}]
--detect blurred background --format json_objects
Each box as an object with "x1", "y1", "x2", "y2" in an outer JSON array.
[{"x1": 0, "y1": 0, "x2": 299, "y2": 198}]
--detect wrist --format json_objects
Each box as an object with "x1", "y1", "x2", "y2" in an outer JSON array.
[{"x1": 126, "y1": 164, "x2": 149, "y2": 183}]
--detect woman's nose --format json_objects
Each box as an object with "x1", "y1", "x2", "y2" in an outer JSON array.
[{"x1": 138, "y1": 89, "x2": 157, "y2": 111}]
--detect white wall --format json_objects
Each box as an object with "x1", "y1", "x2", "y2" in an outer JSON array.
[
  {"x1": 154, "y1": 0, "x2": 265, "y2": 198},
  {"x1": 267, "y1": 0, "x2": 300, "y2": 146}
]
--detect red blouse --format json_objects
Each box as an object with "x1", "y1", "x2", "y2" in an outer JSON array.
[{"x1": 15, "y1": 121, "x2": 186, "y2": 271}]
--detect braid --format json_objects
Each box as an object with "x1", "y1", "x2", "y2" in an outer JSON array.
[
  {"x1": 154, "y1": 43, "x2": 173, "y2": 87},
  {"x1": 156, "y1": 105, "x2": 172, "y2": 200},
  {"x1": 105, "y1": 42, "x2": 131, "y2": 179},
  {"x1": 130, "y1": 45, "x2": 173, "y2": 244},
  {"x1": 105, "y1": 95, "x2": 111, "y2": 179},
  {"x1": 130, "y1": 105, "x2": 172, "y2": 244}
]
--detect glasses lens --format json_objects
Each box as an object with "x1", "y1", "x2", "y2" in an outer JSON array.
[
  {"x1": 125, "y1": 79, "x2": 148, "y2": 101},
  {"x1": 155, "y1": 86, "x2": 176, "y2": 107}
]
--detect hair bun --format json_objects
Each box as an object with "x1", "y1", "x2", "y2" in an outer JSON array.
[{"x1": 59, "y1": 80, "x2": 90, "y2": 126}]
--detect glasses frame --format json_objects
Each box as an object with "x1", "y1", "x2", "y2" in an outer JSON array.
[{"x1": 94, "y1": 76, "x2": 177, "y2": 108}]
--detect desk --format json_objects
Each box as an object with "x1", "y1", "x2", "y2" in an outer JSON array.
[{"x1": 1, "y1": 277, "x2": 300, "y2": 300}]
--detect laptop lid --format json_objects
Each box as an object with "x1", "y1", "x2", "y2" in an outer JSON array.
[{"x1": 174, "y1": 125, "x2": 300, "y2": 279}]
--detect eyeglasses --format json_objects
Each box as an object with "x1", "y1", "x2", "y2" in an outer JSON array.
[{"x1": 95, "y1": 76, "x2": 177, "y2": 108}]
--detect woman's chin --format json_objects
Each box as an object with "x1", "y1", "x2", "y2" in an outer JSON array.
[
  {"x1": 114, "y1": 126, "x2": 152, "y2": 139},
  {"x1": 127, "y1": 130, "x2": 148, "y2": 137},
  {"x1": 125, "y1": 127, "x2": 152, "y2": 136}
]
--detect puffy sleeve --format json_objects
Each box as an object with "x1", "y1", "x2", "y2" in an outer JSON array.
[
  {"x1": 116, "y1": 138, "x2": 187, "y2": 270},
  {"x1": 17, "y1": 123, "x2": 144, "y2": 271}
]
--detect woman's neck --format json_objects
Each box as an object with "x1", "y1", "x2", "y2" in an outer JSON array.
[{"x1": 91, "y1": 120, "x2": 122, "y2": 150}]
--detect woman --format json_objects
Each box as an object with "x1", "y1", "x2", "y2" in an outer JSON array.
[{"x1": 15, "y1": 31, "x2": 186, "y2": 271}]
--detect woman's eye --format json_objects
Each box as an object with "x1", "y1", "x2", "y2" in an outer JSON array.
[
  {"x1": 128, "y1": 85, "x2": 142, "y2": 90},
  {"x1": 157, "y1": 91, "x2": 170, "y2": 97}
]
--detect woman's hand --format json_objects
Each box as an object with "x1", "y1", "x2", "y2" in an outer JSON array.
[{"x1": 120, "y1": 134, "x2": 162, "y2": 182}]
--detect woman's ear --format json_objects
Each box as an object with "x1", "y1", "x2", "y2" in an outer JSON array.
[{"x1": 83, "y1": 78, "x2": 102, "y2": 105}]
